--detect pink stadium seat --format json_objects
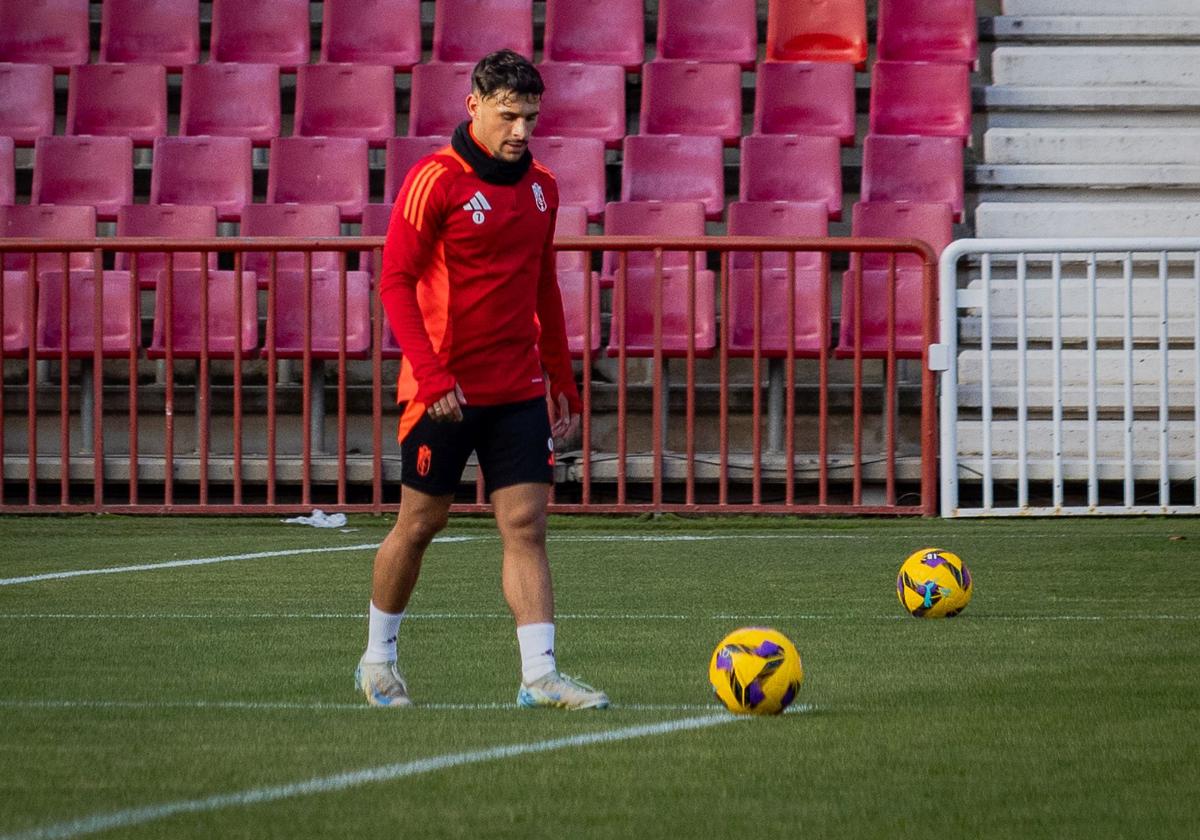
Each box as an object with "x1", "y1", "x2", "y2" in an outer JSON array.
[
  {"x1": 849, "y1": 200, "x2": 954, "y2": 271},
  {"x1": 147, "y1": 269, "x2": 259, "y2": 359},
  {"x1": 150, "y1": 136, "x2": 253, "y2": 223},
  {"x1": 1, "y1": 205, "x2": 96, "y2": 273},
  {"x1": 534, "y1": 62, "x2": 626, "y2": 149},
  {"x1": 543, "y1": 0, "x2": 643, "y2": 71},
  {"x1": 739, "y1": 134, "x2": 843, "y2": 220},
  {"x1": 726, "y1": 268, "x2": 828, "y2": 358},
  {"x1": 607, "y1": 267, "x2": 717, "y2": 358},
  {"x1": 861, "y1": 134, "x2": 965, "y2": 221},
  {"x1": 33, "y1": 136, "x2": 134, "y2": 221},
  {"x1": 0, "y1": 63, "x2": 55, "y2": 146},
  {"x1": 210, "y1": 0, "x2": 310, "y2": 69},
  {"x1": 267, "y1": 137, "x2": 371, "y2": 222},
  {"x1": 0, "y1": 0, "x2": 89, "y2": 69},
  {"x1": 100, "y1": 0, "x2": 200, "y2": 69},
  {"x1": 620, "y1": 135, "x2": 726, "y2": 220},
  {"x1": 408, "y1": 63, "x2": 474, "y2": 137},
  {"x1": 766, "y1": 0, "x2": 868, "y2": 67},
  {"x1": 0, "y1": 137, "x2": 13, "y2": 205},
  {"x1": 878, "y1": 0, "x2": 978, "y2": 65},
  {"x1": 359, "y1": 202, "x2": 393, "y2": 282},
  {"x1": 433, "y1": 0, "x2": 534, "y2": 64},
  {"x1": 35, "y1": 269, "x2": 139, "y2": 358},
  {"x1": 552, "y1": 202, "x2": 589, "y2": 273},
  {"x1": 180, "y1": 63, "x2": 281, "y2": 146},
  {"x1": 239, "y1": 203, "x2": 343, "y2": 281},
  {"x1": 753, "y1": 61, "x2": 857, "y2": 146},
  {"x1": 869, "y1": 61, "x2": 972, "y2": 145},
  {"x1": 115, "y1": 204, "x2": 218, "y2": 289},
  {"x1": 656, "y1": 0, "x2": 757, "y2": 67},
  {"x1": 639, "y1": 61, "x2": 743, "y2": 147},
  {"x1": 385, "y1": 136, "x2": 452, "y2": 202},
  {"x1": 725, "y1": 200, "x2": 827, "y2": 270},
  {"x1": 67, "y1": 64, "x2": 168, "y2": 147},
  {"x1": 2, "y1": 271, "x2": 33, "y2": 354},
  {"x1": 321, "y1": 0, "x2": 422, "y2": 69},
  {"x1": 528, "y1": 136, "x2": 606, "y2": 221},
  {"x1": 294, "y1": 64, "x2": 397, "y2": 147},
  {"x1": 601, "y1": 200, "x2": 707, "y2": 286},
  {"x1": 267, "y1": 269, "x2": 373, "y2": 359},
  {"x1": 557, "y1": 269, "x2": 601, "y2": 358}
]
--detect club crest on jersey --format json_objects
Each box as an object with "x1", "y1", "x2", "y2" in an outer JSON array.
[
  {"x1": 532, "y1": 182, "x2": 547, "y2": 212},
  {"x1": 463, "y1": 190, "x2": 491, "y2": 224}
]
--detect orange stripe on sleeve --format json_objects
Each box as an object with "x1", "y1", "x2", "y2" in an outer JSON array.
[
  {"x1": 411, "y1": 164, "x2": 445, "y2": 232},
  {"x1": 402, "y1": 162, "x2": 440, "y2": 225}
]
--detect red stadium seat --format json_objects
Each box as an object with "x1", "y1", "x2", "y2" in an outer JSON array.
[
  {"x1": 267, "y1": 269, "x2": 373, "y2": 359},
  {"x1": 557, "y1": 270, "x2": 601, "y2": 358},
  {"x1": 36, "y1": 269, "x2": 139, "y2": 358},
  {"x1": 607, "y1": 267, "x2": 717, "y2": 358},
  {"x1": 878, "y1": 0, "x2": 978, "y2": 66},
  {"x1": 239, "y1": 203, "x2": 343, "y2": 281},
  {"x1": 0, "y1": 63, "x2": 55, "y2": 146},
  {"x1": 552, "y1": 202, "x2": 589, "y2": 273},
  {"x1": 739, "y1": 134, "x2": 843, "y2": 220},
  {"x1": 620, "y1": 135, "x2": 726, "y2": 220},
  {"x1": 432, "y1": 0, "x2": 534, "y2": 64},
  {"x1": 528, "y1": 136, "x2": 606, "y2": 221},
  {"x1": 726, "y1": 268, "x2": 829, "y2": 358},
  {"x1": 601, "y1": 200, "x2": 707, "y2": 286},
  {"x1": 267, "y1": 137, "x2": 370, "y2": 222},
  {"x1": 861, "y1": 134, "x2": 965, "y2": 221},
  {"x1": 640, "y1": 61, "x2": 743, "y2": 147},
  {"x1": 359, "y1": 202, "x2": 393, "y2": 282},
  {"x1": 385, "y1": 136, "x2": 451, "y2": 202},
  {"x1": 725, "y1": 200, "x2": 827, "y2": 270},
  {"x1": 656, "y1": 0, "x2": 757, "y2": 67},
  {"x1": 33, "y1": 136, "x2": 134, "y2": 221},
  {"x1": 147, "y1": 269, "x2": 259, "y2": 359},
  {"x1": 115, "y1": 204, "x2": 218, "y2": 289},
  {"x1": 294, "y1": 64, "x2": 397, "y2": 147},
  {"x1": 753, "y1": 61, "x2": 857, "y2": 146},
  {"x1": 67, "y1": 63, "x2": 168, "y2": 147},
  {"x1": 869, "y1": 61, "x2": 972, "y2": 145},
  {"x1": 1, "y1": 205, "x2": 96, "y2": 273},
  {"x1": 210, "y1": 0, "x2": 310, "y2": 69},
  {"x1": 408, "y1": 63, "x2": 474, "y2": 137},
  {"x1": 321, "y1": 0, "x2": 422, "y2": 69},
  {"x1": 766, "y1": 0, "x2": 867, "y2": 67},
  {"x1": 180, "y1": 63, "x2": 281, "y2": 146},
  {"x1": 543, "y1": 0, "x2": 643, "y2": 71},
  {"x1": 534, "y1": 62, "x2": 626, "y2": 149},
  {"x1": 100, "y1": 0, "x2": 200, "y2": 69},
  {"x1": 2, "y1": 271, "x2": 33, "y2": 354},
  {"x1": 150, "y1": 136, "x2": 253, "y2": 223},
  {"x1": 0, "y1": 137, "x2": 13, "y2": 205},
  {"x1": 0, "y1": 0, "x2": 89, "y2": 70}
]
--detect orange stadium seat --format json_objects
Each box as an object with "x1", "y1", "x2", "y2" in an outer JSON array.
[
  {"x1": 0, "y1": 137, "x2": 13, "y2": 205},
  {"x1": 739, "y1": 134, "x2": 843, "y2": 220},
  {"x1": 600, "y1": 200, "x2": 707, "y2": 286},
  {"x1": 385, "y1": 136, "x2": 452, "y2": 202},
  {"x1": 620, "y1": 135, "x2": 726, "y2": 220},
  {"x1": 639, "y1": 61, "x2": 743, "y2": 147},
  {"x1": 861, "y1": 133, "x2": 965, "y2": 221},
  {"x1": 294, "y1": 64, "x2": 397, "y2": 147},
  {"x1": 267, "y1": 137, "x2": 371, "y2": 222},
  {"x1": 33, "y1": 136, "x2": 133, "y2": 221},
  {"x1": 210, "y1": 0, "x2": 311, "y2": 69},
  {"x1": 877, "y1": 0, "x2": 978, "y2": 65},
  {"x1": 656, "y1": 0, "x2": 757, "y2": 67},
  {"x1": 180, "y1": 63, "x2": 282, "y2": 146},
  {"x1": 766, "y1": 0, "x2": 867, "y2": 66},
  {"x1": 67, "y1": 64, "x2": 168, "y2": 147},
  {"x1": 753, "y1": 61, "x2": 857, "y2": 145},
  {"x1": 239, "y1": 203, "x2": 343, "y2": 281},
  {"x1": 321, "y1": 0, "x2": 423, "y2": 69},
  {"x1": 432, "y1": 0, "x2": 534, "y2": 64},
  {"x1": 150, "y1": 136, "x2": 253, "y2": 223},
  {"x1": 0, "y1": 0, "x2": 89, "y2": 70},
  {"x1": 0, "y1": 63, "x2": 55, "y2": 146},
  {"x1": 147, "y1": 270, "x2": 259, "y2": 359},
  {"x1": 869, "y1": 60, "x2": 972, "y2": 144},
  {"x1": 100, "y1": 0, "x2": 200, "y2": 69},
  {"x1": 266, "y1": 269, "x2": 373, "y2": 359},
  {"x1": 408, "y1": 62, "x2": 474, "y2": 136},
  {"x1": 534, "y1": 62, "x2": 626, "y2": 149},
  {"x1": 1, "y1": 205, "x2": 96, "y2": 274},
  {"x1": 115, "y1": 204, "x2": 219, "y2": 289},
  {"x1": 542, "y1": 0, "x2": 644, "y2": 71},
  {"x1": 528, "y1": 136, "x2": 607, "y2": 221},
  {"x1": 35, "y1": 269, "x2": 140, "y2": 359},
  {"x1": 725, "y1": 200, "x2": 827, "y2": 270}
]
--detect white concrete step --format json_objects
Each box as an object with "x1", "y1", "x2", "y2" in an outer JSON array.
[
  {"x1": 992, "y1": 46, "x2": 1200, "y2": 87},
  {"x1": 975, "y1": 201, "x2": 1200, "y2": 238},
  {"x1": 973, "y1": 164, "x2": 1200, "y2": 188},
  {"x1": 983, "y1": 86, "x2": 1200, "y2": 111},
  {"x1": 956, "y1": 419, "x2": 1196, "y2": 461},
  {"x1": 984, "y1": 128, "x2": 1200, "y2": 165},
  {"x1": 992, "y1": 15, "x2": 1200, "y2": 41},
  {"x1": 1002, "y1": 0, "x2": 1200, "y2": 16}
]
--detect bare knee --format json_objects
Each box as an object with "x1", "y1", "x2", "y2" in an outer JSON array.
[
  {"x1": 497, "y1": 502, "x2": 546, "y2": 547},
  {"x1": 391, "y1": 505, "x2": 449, "y2": 550}
]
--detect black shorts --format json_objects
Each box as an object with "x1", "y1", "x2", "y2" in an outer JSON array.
[{"x1": 400, "y1": 397, "x2": 554, "y2": 497}]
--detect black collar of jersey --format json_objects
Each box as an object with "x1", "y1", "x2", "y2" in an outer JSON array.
[{"x1": 452, "y1": 121, "x2": 532, "y2": 186}]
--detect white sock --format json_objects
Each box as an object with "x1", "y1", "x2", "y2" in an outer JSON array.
[
  {"x1": 516, "y1": 622, "x2": 557, "y2": 685},
  {"x1": 363, "y1": 602, "x2": 404, "y2": 664}
]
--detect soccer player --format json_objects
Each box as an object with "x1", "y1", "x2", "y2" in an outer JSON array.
[{"x1": 354, "y1": 50, "x2": 608, "y2": 711}]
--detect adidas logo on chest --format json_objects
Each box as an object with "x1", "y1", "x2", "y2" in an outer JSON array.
[{"x1": 463, "y1": 190, "x2": 492, "y2": 224}]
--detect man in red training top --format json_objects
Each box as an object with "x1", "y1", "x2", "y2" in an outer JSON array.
[{"x1": 355, "y1": 50, "x2": 608, "y2": 711}]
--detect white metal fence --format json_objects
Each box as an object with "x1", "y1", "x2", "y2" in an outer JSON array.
[{"x1": 938, "y1": 238, "x2": 1200, "y2": 516}]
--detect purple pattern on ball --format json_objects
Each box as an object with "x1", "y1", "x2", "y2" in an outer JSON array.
[
  {"x1": 746, "y1": 681, "x2": 766, "y2": 707},
  {"x1": 715, "y1": 650, "x2": 733, "y2": 672},
  {"x1": 961, "y1": 565, "x2": 972, "y2": 589},
  {"x1": 754, "y1": 640, "x2": 783, "y2": 657},
  {"x1": 921, "y1": 551, "x2": 947, "y2": 568},
  {"x1": 780, "y1": 682, "x2": 797, "y2": 710}
]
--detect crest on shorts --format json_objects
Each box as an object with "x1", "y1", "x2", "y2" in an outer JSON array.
[
  {"x1": 532, "y1": 182, "x2": 547, "y2": 212},
  {"x1": 417, "y1": 444, "x2": 432, "y2": 476}
]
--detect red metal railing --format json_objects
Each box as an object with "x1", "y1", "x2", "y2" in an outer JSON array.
[{"x1": 0, "y1": 235, "x2": 938, "y2": 515}]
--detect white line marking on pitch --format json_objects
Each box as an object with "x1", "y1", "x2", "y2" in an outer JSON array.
[
  {"x1": 0, "y1": 612, "x2": 1195, "y2": 622},
  {"x1": 0, "y1": 698, "x2": 731, "y2": 714},
  {"x1": 0, "y1": 713, "x2": 743, "y2": 840}
]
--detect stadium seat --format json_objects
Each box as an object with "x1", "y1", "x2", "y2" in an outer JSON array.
[
  {"x1": 433, "y1": 0, "x2": 534, "y2": 64},
  {"x1": 99, "y1": 0, "x2": 200, "y2": 69},
  {"x1": 1, "y1": 205, "x2": 96, "y2": 273},
  {"x1": 239, "y1": 203, "x2": 343, "y2": 281},
  {"x1": 552, "y1": 202, "x2": 589, "y2": 273},
  {"x1": 528, "y1": 136, "x2": 606, "y2": 220},
  {"x1": 753, "y1": 61, "x2": 857, "y2": 146},
  {"x1": 385, "y1": 136, "x2": 452, "y2": 202},
  {"x1": 739, "y1": 134, "x2": 843, "y2": 220},
  {"x1": 869, "y1": 61, "x2": 972, "y2": 144},
  {"x1": 267, "y1": 270, "x2": 372, "y2": 359},
  {"x1": 766, "y1": 0, "x2": 868, "y2": 66},
  {"x1": 620, "y1": 135, "x2": 726, "y2": 220},
  {"x1": 0, "y1": 0, "x2": 89, "y2": 69},
  {"x1": 32, "y1": 136, "x2": 134, "y2": 221},
  {"x1": 542, "y1": 0, "x2": 643, "y2": 71},
  {"x1": 557, "y1": 270, "x2": 601, "y2": 358},
  {"x1": 147, "y1": 269, "x2": 259, "y2": 359},
  {"x1": 358, "y1": 202, "x2": 393, "y2": 282},
  {"x1": 606, "y1": 267, "x2": 717, "y2": 358},
  {"x1": 861, "y1": 134, "x2": 965, "y2": 221},
  {"x1": 656, "y1": 0, "x2": 757, "y2": 67},
  {"x1": 267, "y1": 138, "x2": 371, "y2": 222},
  {"x1": 408, "y1": 63, "x2": 474, "y2": 137},
  {"x1": 600, "y1": 200, "x2": 707, "y2": 286},
  {"x1": 209, "y1": 0, "x2": 310, "y2": 69},
  {"x1": 294, "y1": 64, "x2": 397, "y2": 147},
  {"x1": 180, "y1": 63, "x2": 281, "y2": 146},
  {"x1": 67, "y1": 64, "x2": 168, "y2": 147},
  {"x1": 2, "y1": 271, "x2": 32, "y2": 354},
  {"x1": 150, "y1": 136, "x2": 253, "y2": 223},
  {"x1": 321, "y1": 0, "x2": 422, "y2": 69},
  {"x1": 534, "y1": 62, "x2": 626, "y2": 149},
  {"x1": 726, "y1": 267, "x2": 829, "y2": 358},
  {"x1": 115, "y1": 204, "x2": 219, "y2": 289},
  {"x1": 877, "y1": 0, "x2": 978, "y2": 66},
  {"x1": 0, "y1": 137, "x2": 13, "y2": 205},
  {"x1": 35, "y1": 269, "x2": 139, "y2": 359},
  {"x1": 725, "y1": 200, "x2": 827, "y2": 270},
  {"x1": 0, "y1": 63, "x2": 55, "y2": 146},
  {"x1": 639, "y1": 61, "x2": 743, "y2": 147}
]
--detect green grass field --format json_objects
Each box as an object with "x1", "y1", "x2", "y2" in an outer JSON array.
[{"x1": 1, "y1": 514, "x2": 1198, "y2": 839}]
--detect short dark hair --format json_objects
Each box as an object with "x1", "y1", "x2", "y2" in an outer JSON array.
[{"x1": 471, "y1": 49, "x2": 544, "y2": 100}]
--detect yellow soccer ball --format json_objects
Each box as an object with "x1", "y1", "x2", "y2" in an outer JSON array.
[
  {"x1": 896, "y1": 547, "x2": 973, "y2": 618},
  {"x1": 708, "y1": 627, "x2": 804, "y2": 715}
]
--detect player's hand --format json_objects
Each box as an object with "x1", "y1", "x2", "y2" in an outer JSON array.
[
  {"x1": 427, "y1": 384, "x2": 466, "y2": 423},
  {"x1": 549, "y1": 391, "x2": 580, "y2": 447}
]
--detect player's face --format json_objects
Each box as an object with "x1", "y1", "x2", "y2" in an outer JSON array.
[{"x1": 466, "y1": 89, "x2": 540, "y2": 162}]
